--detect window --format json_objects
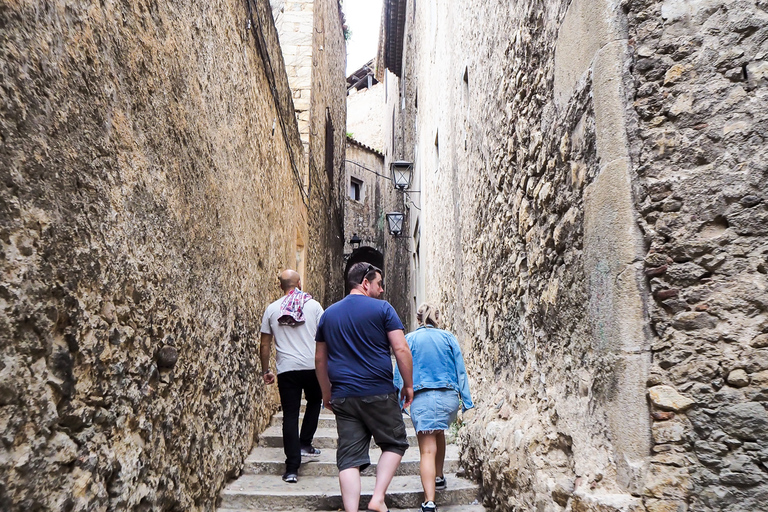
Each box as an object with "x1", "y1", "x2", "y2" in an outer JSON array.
[{"x1": 350, "y1": 177, "x2": 363, "y2": 201}]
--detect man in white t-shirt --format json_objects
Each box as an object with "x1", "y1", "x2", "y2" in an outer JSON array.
[{"x1": 260, "y1": 269, "x2": 324, "y2": 483}]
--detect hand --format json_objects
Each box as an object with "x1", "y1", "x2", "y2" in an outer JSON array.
[
  {"x1": 323, "y1": 395, "x2": 333, "y2": 412},
  {"x1": 461, "y1": 407, "x2": 476, "y2": 423},
  {"x1": 263, "y1": 371, "x2": 275, "y2": 385},
  {"x1": 400, "y1": 386, "x2": 414, "y2": 409}
]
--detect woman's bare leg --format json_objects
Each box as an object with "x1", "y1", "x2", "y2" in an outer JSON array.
[
  {"x1": 417, "y1": 432, "x2": 437, "y2": 503},
  {"x1": 435, "y1": 430, "x2": 446, "y2": 480}
]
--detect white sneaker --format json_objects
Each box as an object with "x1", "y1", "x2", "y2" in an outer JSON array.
[{"x1": 421, "y1": 501, "x2": 437, "y2": 512}]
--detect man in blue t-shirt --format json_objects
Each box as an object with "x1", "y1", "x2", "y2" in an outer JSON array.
[{"x1": 315, "y1": 262, "x2": 414, "y2": 512}]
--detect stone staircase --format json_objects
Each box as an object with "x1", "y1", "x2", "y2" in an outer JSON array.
[{"x1": 218, "y1": 406, "x2": 485, "y2": 511}]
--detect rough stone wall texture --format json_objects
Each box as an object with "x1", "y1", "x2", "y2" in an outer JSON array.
[
  {"x1": 627, "y1": 0, "x2": 768, "y2": 510},
  {"x1": 388, "y1": 1, "x2": 639, "y2": 507},
  {"x1": 384, "y1": 0, "x2": 767, "y2": 510},
  {"x1": 344, "y1": 140, "x2": 410, "y2": 326},
  {"x1": 347, "y1": 83, "x2": 386, "y2": 152},
  {"x1": 0, "y1": 0, "x2": 315, "y2": 510}
]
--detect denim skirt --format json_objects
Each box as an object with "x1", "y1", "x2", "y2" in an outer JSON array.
[{"x1": 410, "y1": 388, "x2": 460, "y2": 433}]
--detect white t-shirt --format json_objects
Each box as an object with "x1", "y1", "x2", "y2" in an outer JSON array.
[{"x1": 260, "y1": 296, "x2": 324, "y2": 374}]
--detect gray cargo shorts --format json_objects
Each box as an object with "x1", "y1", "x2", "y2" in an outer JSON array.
[{"x1": 329, "y1": 392, "x2": 409, "y2": 471}]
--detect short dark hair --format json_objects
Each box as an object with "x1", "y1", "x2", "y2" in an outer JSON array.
[{"x1": 346, "y1": 262, "x2": 382, "y2": 291}]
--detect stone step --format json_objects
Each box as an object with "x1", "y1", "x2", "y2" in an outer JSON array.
[
  {"x1": 244, "y1": 445, "x2": 462, "y2": 477},
  {"x1": 219, "y1": 472, "x2": 480, "y2": 510},
  {"x1": 272, "y1": 410, "x2": 414, "y2": 429},
  {"x1": 258, "y1": 426, "x2": 419, "y2": 449}
]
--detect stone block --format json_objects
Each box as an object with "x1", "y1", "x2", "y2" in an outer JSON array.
[
  {"x1": 726, "y1": 369, "x2": 749, "y2": 387},
  {"x1": 751, "y1": 334, "x2": 768, "y2": 348},
  {"x1": 648, "y1": 385, "x2": 695, "y2": 411},
  {"x1": 652, "y1": 451, "x2": 687, "y2": 467},
  {"x1": 751, "y1": 370, "x2": 768, "y2": 387},
  {"x1": 569, "y1": 490, "x2": 645, "y2": 512},
  {"x1": 277, "y1": 28, "x2": 312, "y2": 46},
  {"x1": 660, "y1": 0, "x2": 722, "y2": 21},
  {"x1": 671, "y1": 311, "x2": 718, "y2": 330},
  {"x1": 593, "y1": 41, "x2": 631, "y2": 167},
  {"x1": 746, "y1": 60, "x2": 768, "y2": 81},
  {"x1": 645, "y1": 499, "x2": 687, "y2": 512},
  {"x1": 718, "y1": 402, "x2": 768, "y2": 441},
  {"x1": 584, "y1": 158, "x2": 646, "y2": 270},
  {"x1": 553, "y1": 0, "x2": 623, "y2": 107},
  {"x1": 644, "y1": 464, "x2": 692, "y2": 499},
  {"x1": 652, "y1": 420, "x2": 686, "y2": 444}
]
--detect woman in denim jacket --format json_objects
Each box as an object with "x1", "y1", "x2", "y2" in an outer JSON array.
[{"x1": 394, "y1": 303, "x2": 474, "y2": 512}]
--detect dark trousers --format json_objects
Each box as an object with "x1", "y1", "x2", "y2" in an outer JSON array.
[{"x1": 277, "y1": 369, "x2": 322, "y2": 473}]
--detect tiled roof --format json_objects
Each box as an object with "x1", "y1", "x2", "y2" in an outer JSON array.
[{"x1": 346, "y1": 135, "x2": 384, "y2": 157}]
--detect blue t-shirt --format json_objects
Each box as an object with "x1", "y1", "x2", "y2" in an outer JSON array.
[{"x1": 315, "y1": 294, "x2": 404, "y2": 399}]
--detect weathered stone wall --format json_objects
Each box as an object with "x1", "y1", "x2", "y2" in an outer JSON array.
[
  {"x1": 347, "y1": 83, "x2": 386, "y2": 152},
  {"x1": 389, "y1": 1, "x2": 646, "y2": 507},
  {"x1": 0, "y1": 0, "x2": 314, "y2": 509},
  {"x1": 345, "y1": 141, "x2": 387, "y2": 253},
  {"x1": 303, "y1": 0, "x2": 347, "y2": 304},
  {"x1": 627, "y1": 0, "x2": 768, "y2": 510},
  {"x1": 383, "y1": 0, "x2": 768, "y2": 510}
]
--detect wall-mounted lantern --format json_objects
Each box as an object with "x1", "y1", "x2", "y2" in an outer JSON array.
[
  {"x1": 349, "y1": 233, "x2": 362, "y2": 249},
  {"x1": 386, "y1": 212, "x2": 405, "y2": 236},
  {"x1": 390, "y1": 161, "x2": 413, "y2": 190}
]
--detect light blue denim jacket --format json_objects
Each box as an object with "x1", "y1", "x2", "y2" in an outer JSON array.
[{"x1": 394, "y1": 326, "x2": 474, "y2": 412}]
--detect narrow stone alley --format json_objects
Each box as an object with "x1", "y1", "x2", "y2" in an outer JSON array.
[{"x1": 1, "y1": 0, "x2": 767, "y2": 510}]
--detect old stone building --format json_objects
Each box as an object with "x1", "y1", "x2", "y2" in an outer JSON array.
[
  {"x1": 0, "y1": 0, "x2": 345, "y2": 510},
  {"x1": 347, "y1": 60, "x2": 386, "y2": 152},
  {"x1": 380, "y1": 0, "x2": 768, "y2": 511}
]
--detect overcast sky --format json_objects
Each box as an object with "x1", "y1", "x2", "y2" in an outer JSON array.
[{"x1": 343, "y1": 0, "x2": 383, "y2": 76}]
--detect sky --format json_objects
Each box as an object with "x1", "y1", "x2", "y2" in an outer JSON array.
[{"x1": 342, "y1": 0, "x2": 383, "y2": 76}]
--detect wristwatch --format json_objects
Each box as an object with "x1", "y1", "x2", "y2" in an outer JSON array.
[{"x1": 262, "y1": 369, "x2": 273, "y2": 376}]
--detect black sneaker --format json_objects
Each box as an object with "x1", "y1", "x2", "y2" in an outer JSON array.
[
  {"x1": 435, "y1": 475, "x2": 446, "y2": 490},
  {"x1": 282, "y1": 472, "x2": 298, "y2": 483},
  {"x1": 301, "y1": 446, "x2": 321, "y2": 457},
  {"x1": 421, "y1": 501, "x2": 437, "y2": 512}
]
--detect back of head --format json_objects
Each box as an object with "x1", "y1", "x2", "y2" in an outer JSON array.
[
  {"x1": 346, "y1": 262, "x2": 382, "y2": 292},
  {"x1": 279, "y1": 269, "x2": 301, "y2": 291},
  {"x1": 416, "y1": 303, "x2": 440, "y2": 328}
]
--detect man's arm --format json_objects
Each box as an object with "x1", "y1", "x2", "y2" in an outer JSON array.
[
  {"x1": 315, "y1": 341, "x2": 333, "y2": 410},
  {"x1": 259, "y1": 333, "x2": 275, "y2": 384},
  {"x1": 387, "y1": 329, "x2": 413, "y2": 409}
]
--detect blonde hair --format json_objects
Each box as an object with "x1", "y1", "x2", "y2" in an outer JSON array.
[{"x1": 416, "y1": 303, "x2": 440, "y2": 328}]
